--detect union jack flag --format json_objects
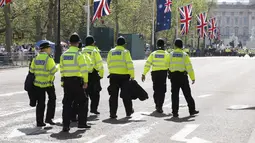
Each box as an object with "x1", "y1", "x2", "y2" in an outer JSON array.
[
  {"x1": 208, "y1": 17, "x2": 217, "y2": 39},
  {"x1": 179, "y1": 4, "x2": 192, "y2": 36},
  {"x1": 0, "y1": 0, "x2": 11, "y2": 8},
  {"x1": 92, "y1": 0, "x2": 111, "y2": 23},
  {"x1": 197, "y1": 12, "x2": 207, "y2": 38}
]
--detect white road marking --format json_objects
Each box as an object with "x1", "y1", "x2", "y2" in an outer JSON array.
[
  {"x1": 227, "y1": 105, "x2": 251, "y2": 110},
  {"x1": 114, "y1": 122, "x2": 158, "y2": 143},
  {"x1": 119, "y1": 112, "x2": 150, "y2": 127},
  {"x1": 0, "y1": 107, "x2": 62, "y2": 128},
  {"x1": 0, "y1": 107, "x2": 34, "y2": 117},
  {"x1": 171, "y1": 124, "x2": 211, "y2": 143},
  {"x1": 197, "y1": 94, "x2": 212, "y2": 98},
  {"x1": 248, "y1": 128, "x2": 255, "y2": 143},
  {"x1": 0, "y1": 91, "x2": 26, "y2": 97},
  {"x1": 171, "y1": 124, "x2": 200, "y2": 142},
  {"x1": 86, "y1": 135, "x2": 106, "y2": 143},
  {"x1": 188, "y1": 137, "x2": 212, "y2": 143}
]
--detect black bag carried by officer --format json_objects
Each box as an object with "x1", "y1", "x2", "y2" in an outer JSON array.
[
  {"x1": 129, "y1": 80, "x2": 149, "y2": 101},
  {"x1": 120, "y1": 80, "x2": 148, "y2": 101}
]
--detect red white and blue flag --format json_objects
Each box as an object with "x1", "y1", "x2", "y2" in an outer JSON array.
[
  {"x1": 197, "y1": 12, "x2": 207, "y2": 38},
  {"x1": 208, "y1": 17, "x2": 217, "y2": 39},
  {"x1": 92, "y1": 0, "x2": 111, "y2": 23},
  {"x1": 179, "y1": 4, "x2": 192, "y2": 36},
  {"x1": 0, "y1": 0, "x2": 11, "y2": 8}
]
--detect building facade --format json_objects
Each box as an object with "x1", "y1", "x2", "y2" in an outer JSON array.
[{"x1": 213, "y1": 0, "x2": 255, "y2": 45}]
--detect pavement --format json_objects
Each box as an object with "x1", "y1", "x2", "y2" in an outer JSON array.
[{"x1": 0, "y1": 56, "x2": 255, "y2": 143}]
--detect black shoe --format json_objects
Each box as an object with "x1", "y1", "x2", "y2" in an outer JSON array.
[
  {"x1": 62, "y1": 127, "x2": 70, "y2": 132},
  {"x1": 29, "y1": 100, "x2": 36, "y2": 107},
  {"x1": 156, "y1": 107, "x2": 163, "y2": 113},
  {"x1": 45, "y1": 120, "x2": 56, "y2": 125},
  {"x1": 37, "y1": 122, "x2": 46, "y2": 127},
  {"x1": 78, "y1": 124, "x2": 91, "y2": 129},
  {"x1": 190, "y1": 110, "x2": 199, "y2": 116},
  {"x1": 110, "y1": 115, "x2": 117, "y2": 119},
  {"x1": 90, "y1": 111, "x2": 100, "y2": 115},
  {"x1": 126, "y1": 109, "x2": 134, "y2": 117},
  {"x1": 173, "y1": 114, "x2": 179, "y2": 118}
]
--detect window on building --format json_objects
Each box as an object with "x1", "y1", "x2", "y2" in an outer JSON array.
[
  {"x1": 226, "y1": 27, "x2": 230, "y2": 36},
  {"x1": 244, "y1": 17, "x2": 248, "y2": 25},
  {"x1": 218, "y1": 18, "x2": 221, "y2": 26},
  {"x1": 235, "y1": 27, "x2": 239, "y2": 36},
  {"x1": 235, "y1": 17, "x2": 238, "y2": 25},
  {"x1": 227, "y1": 17, "x2": 230, "y2": 24},
  {"x1": 239, "y1": 17, "x2": 242, "y2": 25},
  {"x1": 240, "y1": 11, "x2": 243, "y2": 15},
  {"x1": 231, "y1": 12, "x2": 234, "y2": 16}
]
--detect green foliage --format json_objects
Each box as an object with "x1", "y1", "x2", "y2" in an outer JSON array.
[{"x1": 0, "y1": 0, "x2": 210, "y2": 46}]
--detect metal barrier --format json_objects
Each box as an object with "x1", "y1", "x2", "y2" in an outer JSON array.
[
  {"x1": 0, "y1": 52, "x2": 32, "y2": 69},
  {"x1": 0, "y1": 51, "x2": 109, "y2": 69}
]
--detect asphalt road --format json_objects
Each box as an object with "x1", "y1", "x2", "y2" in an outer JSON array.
[{"x1": 0, "y1": 57, "x2": 255, "y2": 143}]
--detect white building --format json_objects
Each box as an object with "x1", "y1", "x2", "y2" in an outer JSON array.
[{"x1": 212, "y1": 0, "x2": 255, "y2": 45}]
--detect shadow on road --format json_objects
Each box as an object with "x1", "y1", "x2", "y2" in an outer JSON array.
[
  {"x1": 50, "y1": 130, "x2": 86, "y2": 140},
  {"x1": 142, "y1": 111, "x2": 172, "y2": 118},
  {"x1": 88, "y1": 115, "x2": 100, "y2": 121},
  {"x1": 17, "y1": 126, "x2": 53, "y2": 136},
  {"x1": 102, "y1": 117, "x2": 146, "y2": 125},
  {"x1": 164, "y1": 116, "x2": 195, "y2": 123}
]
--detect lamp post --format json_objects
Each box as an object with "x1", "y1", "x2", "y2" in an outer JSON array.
[{"x1": 54, "y1": 0, "x2": 61, "y2": 63}]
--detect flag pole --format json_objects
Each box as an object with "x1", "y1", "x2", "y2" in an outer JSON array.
[
  {"x1": 152, "y1": 0, "x2": 155, "y2": 50},
  {"x1": 176, "y1": 6, "x2": 178, "y2": 39},
  {"x1": 87, "y1": 0, "x2": 90, "y2": 36}
]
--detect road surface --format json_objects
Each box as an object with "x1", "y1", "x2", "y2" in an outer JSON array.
[{"x1": 0, "y1": 57, "x2": 255, "y2": 143}]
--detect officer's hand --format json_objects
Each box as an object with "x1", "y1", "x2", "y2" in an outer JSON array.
[
  {"x1": 83, "y1": 83, "x2": 88, "y2": 89},
  {"x1": 192, "y1": 80, "x2": 195, "y2": 84},
  {"x1": 141, "y1": 75, "x2": 145, "y2": 82}
]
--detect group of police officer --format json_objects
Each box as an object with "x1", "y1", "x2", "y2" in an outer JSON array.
[{"x1": 29, "y1": 32, "x2": 198, "y2": 132}]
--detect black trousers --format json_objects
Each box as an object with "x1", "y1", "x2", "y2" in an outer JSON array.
[
  {"x1": 62, "y1": 77, "x2": 88, "y2": 127},
  {"x1": 86, "y1": 69, "x2": 102, "y2": 112},
  {"x1": 151, "y1": 70, "x2": 168, "y2": 109},
  {"x1": 108, "y1": 74, "x2": 133, "y2": 116},
  {"x1": 170, "y1": 72, "x2": 196, "y2": 114},
  {"x1": 35, "y1": 85, "x2": 56, "y2": 124}
]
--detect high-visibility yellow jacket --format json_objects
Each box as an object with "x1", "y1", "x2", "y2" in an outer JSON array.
[
  {"x1": 143, "y1": 50, "x2": 170, "y2": 75},
  {"x1": 84, "y1": 53, "x2": 93, "y2": 73},
  {"x1": 107, "y1": 46, "x2": 135, "y2": 78},
  {"x1": 30, "y1": 52, "x2": 58, "y2": 88},
  {"x1": 60, "y1": 46, "x2": 88, "y2": 83},
  {"x1": 82, "y1": 46, "x2": 104, "y2": 78},
  {"x1": 169, "y1": 48, "x2": 195, "y2": 81}
]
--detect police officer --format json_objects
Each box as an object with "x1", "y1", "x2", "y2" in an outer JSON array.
[
  {"x1": 82, "y1": 36, "x2": 104, "y2": 115},
  {"x1": 60, "y1": 33, "x2": 90, "y2": 132},
  {"x1": 169, "y1": 39, "x2": 199, "y2": 117},
  {"x1": 29, "y1": 42, "x2": 58, "y2": 127},
  {"x1": 142, "y1": 39, "x2": 170, "y2": 113},
  {"x1": 107, "y1": 36, "x2": 135, "y2": 118},
  {"x1": 71, "y1": 42, "x2": 93, "y2": 122}
]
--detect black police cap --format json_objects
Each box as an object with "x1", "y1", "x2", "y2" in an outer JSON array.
[
  {"x1": 70, "y1": 33, "x2": 81, "y2": 43},
  {"x1": 117, "y1": 36, "x2": 126, "y2": 46},
  {"x1": 85, "y1": 35, "x2": 95, "y2": 46},
  {"x1": 175, "y1": 38, "x2": 183, "y2": 48},
  {"x1": 40, "y1": 42, "x2": 50, "y2": 49},
  {"x1": 157, "y1": 38, "x2": 165, "y2": 48}
]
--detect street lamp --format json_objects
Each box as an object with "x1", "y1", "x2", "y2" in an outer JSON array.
[{"x1": 54, "y1": 0, "x2": 61, "y2": 63}]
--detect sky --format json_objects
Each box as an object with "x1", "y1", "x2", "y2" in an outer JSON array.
[{"x1": 217, "y1": 0, "x2": 249, "y2": 2}]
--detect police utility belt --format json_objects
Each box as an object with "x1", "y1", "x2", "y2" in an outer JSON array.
[{"x1": 62, "y1": 77, "x2": 84, "y2": 85}]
